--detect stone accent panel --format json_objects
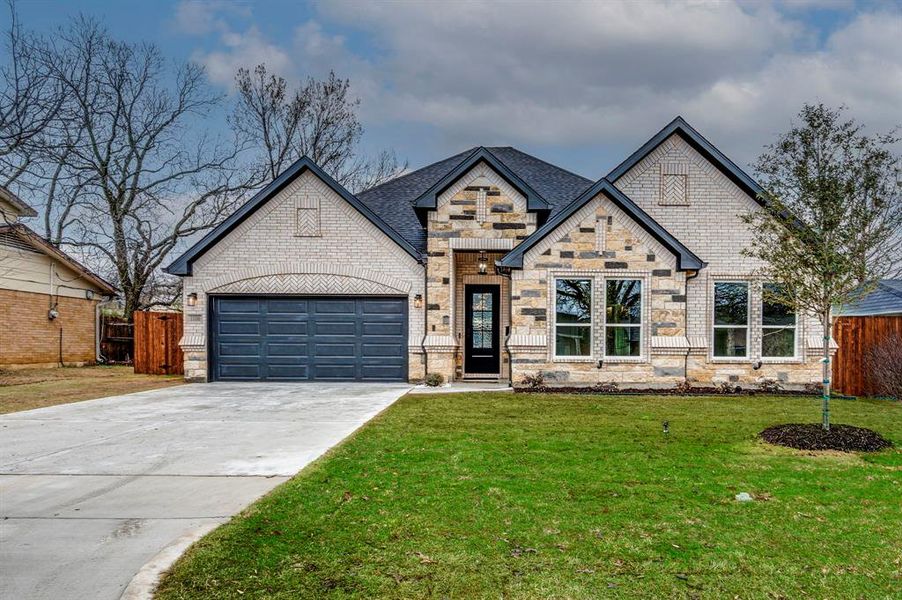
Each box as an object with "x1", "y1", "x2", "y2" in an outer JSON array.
[{"x1": 424, "y1": 162, "x2": 536, "y2": 381}]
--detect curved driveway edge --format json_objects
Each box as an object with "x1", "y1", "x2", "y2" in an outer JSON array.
[{"x1": 0, "y1": 382, "x2": 410, "y2": 600}]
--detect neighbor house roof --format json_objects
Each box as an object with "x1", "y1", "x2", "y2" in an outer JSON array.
[
  {"x1": 0, "y1": 186, "x2": 38, "y2": 219},
  {"x1": 606, "y1": 116, "x2": 764, "y2": 203},
  {"x1": 498, "y1": 178, "x2": 705, "y2": 271},
  {"x1": 165, "y1": 156, "x2": 422, "y2": 276},
  {"x1": 839, "y1": 280, "x2": 902, "y2": 316},
  {"x1": 0, "y1": 223, "x2": 118, "y2": 294},
  {"x1": 357, "y1": 146, "x2": 594, "y2": 252}
]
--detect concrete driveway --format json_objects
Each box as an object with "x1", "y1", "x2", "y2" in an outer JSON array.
[{"x1": 0, "y1": 382, "x2": 410, "y2": 600}]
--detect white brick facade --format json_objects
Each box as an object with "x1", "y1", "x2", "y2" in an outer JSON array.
[{"x1": 180, "y1": 170, "x2": 425, "y2": 382}]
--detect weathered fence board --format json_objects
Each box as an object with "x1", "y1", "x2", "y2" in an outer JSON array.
[
  {"x1": 833, "y1": 316, "x2": 902, "y2": 396},
  {"x1": 133, "y1": 311, "x2": 184, "y2": 375}
]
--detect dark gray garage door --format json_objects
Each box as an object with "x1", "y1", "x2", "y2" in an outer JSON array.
[{"x1": 210, "y1": 296, "x2": 407, "y2": 381}]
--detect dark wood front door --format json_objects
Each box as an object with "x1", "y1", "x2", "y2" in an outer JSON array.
[{"x1": 464, "y1": 284, "x2": 500, "y2": 375}]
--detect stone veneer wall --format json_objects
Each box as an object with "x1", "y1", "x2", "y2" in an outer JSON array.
[
  {"x1": 454, "y1": 250, "x2": 509, "y2": 379},
  {"x1": 180, "y1": 170, "x2": 425, "y2": 382},
  {"x1": 510, "y1": 194, "x2": 689, "y2": 385},
  {"x1": 424, "y1": 163, "x2": 535, "y2": 381},
  {"x1": 611, "y1": 133, "x2": 825, "y2": 386}
]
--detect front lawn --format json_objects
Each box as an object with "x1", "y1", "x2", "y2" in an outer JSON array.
[
  {"x1": 157, "y1": 393, "x2": 902, "y2": 599},
  {"x1": 0, "y1": 365, "x2": 183, "y2": 414}
]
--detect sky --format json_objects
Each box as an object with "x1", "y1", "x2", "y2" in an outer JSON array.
[{"x1": 13, "y1": 0, "x2": 902, "y2": 181}]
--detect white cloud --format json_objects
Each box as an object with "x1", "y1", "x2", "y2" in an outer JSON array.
[{"x1": 175, "y1": 0, "x2": 901, "y2": 167}]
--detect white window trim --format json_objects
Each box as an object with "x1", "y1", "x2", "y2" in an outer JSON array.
[
  {"x1": 602, "y1": 277, "x2": 645, "y2": 362},
  {"x1": 760, "y1": 284, "x2": 799, "y2": 362},
  {"x1": 552, "y1": 276, "x2": 595, "y2": 362},
  {"x1": 711, "y1": 280, "x2": 751, "y2": 362}
]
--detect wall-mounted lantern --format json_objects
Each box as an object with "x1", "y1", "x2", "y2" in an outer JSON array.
[
  {"x1": 85, "y1": 289, "x2": 95, "y2": 300},
  {"x1": 413, "y1": 294, "x2": 423, "y2": 309},
  {"x1": 187, "y1": 292, "x2": 198, "y2": 307},
  {"x1": 477, "y1": 250, "x2": 488, "y2": 275}
]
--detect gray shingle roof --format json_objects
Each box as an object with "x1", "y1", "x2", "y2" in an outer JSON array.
[
  {"x1": 357, "y1": 146, "x2": 594, "y2": 252},
  {"x1": 839, "y1": 280, "x2": 902, "y2": 316}
]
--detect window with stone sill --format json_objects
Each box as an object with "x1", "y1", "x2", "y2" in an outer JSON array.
[
  {"x1": 554, "y1": 278, "x2": 592, "y2": 357},
  {"x1": 604, "y1": 278, "x2": 642, "y2": 358},
  {"x1": 713, "y1": 281, "x2": 749, "y2": 358}
]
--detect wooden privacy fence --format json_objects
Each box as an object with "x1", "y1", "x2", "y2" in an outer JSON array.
[
  {"x1": 833, "y1": 316, "x2": 902, "y2": 396},
  {"x1": 100, "y1": 316, "x2": 133, "y2": 363},
  {"x1": 133, "y1": 311, "x2": 184, "y2": 375}
]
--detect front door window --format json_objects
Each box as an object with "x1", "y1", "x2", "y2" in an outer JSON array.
[{"x1": 465, "y1": 285, "x2": 500, "y2": 374}]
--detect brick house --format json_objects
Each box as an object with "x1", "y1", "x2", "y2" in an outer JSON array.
[
  {"x1": 1, "y1": 188, "x2": 117, "y2": 368},
  {"x1": 166, "y1": 117, "x2": 830, "y2": 387}
]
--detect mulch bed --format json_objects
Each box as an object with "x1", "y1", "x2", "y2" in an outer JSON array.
[
  {"x1": 514, "y1": 386, "x2": 816, "y2": 396},
  {"x1": 759, "y1": 423, "x2": 893, "y2": 452}
]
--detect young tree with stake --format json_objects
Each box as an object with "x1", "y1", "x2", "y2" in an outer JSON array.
[{"x1": 744, "y1": 104, "x2": 901, "y2": 430}]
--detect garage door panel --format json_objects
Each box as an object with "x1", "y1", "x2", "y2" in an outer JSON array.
[
  {"x1": 218, "y1": 321, "x2": 260, "y2": 335},
  {"x1": 265, "y1": 321, "x2": 308, "y2": 335},
  {"x1": 266, "y1": 365, "x2": 309, "y2": 379},
  {"x1": 313, "y1": 321, "x2": 356, "y2": 336},
  {"x1": 362, "y1": 322, "x2": 404, "y2": 336},
  {"x1": 267, "y1": 299, "x2": 308, "y2": 313},
  {"x1": 314, "y1": 299, "x2": 356, "y2": 314},
  {"x1": 211, "y1": 296, "x2": 406, "y2": 382}
]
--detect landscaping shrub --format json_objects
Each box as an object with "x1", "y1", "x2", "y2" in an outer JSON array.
[
  {"x1": 520, "y1": 372, "x2": 545, "y2": 390},
  {"x1": 756, "y1": 378, "x2": 785, "y2": 393},
  {"x1": 424, "y1": 373, "x2": 444, "y2": 387},
  {"x1": 864, "y1": 333, "x2": 902, "y2": 398}
]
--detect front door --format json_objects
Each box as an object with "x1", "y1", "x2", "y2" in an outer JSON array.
[{"x1": 464, "y1": 284, "x2": 500, "y2": 375}]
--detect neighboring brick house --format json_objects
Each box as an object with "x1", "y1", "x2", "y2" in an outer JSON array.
[
  {"x1": 166, "y1": 117, "x2": 830, "y2": 387},
  {"x1": 1, "y1": 188, "x2": 117, "y2": 368}
]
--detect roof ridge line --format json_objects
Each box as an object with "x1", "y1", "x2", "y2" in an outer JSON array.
[
  {"x1": 358, "y1": 147, "x2": 479, "y2": 198},
  {"x1": 489, "y1": 146, "x2": 593, "y2": 183}
]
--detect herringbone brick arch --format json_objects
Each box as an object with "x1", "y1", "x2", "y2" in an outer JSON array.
[{"x1": 210, "y1": 273, "x2": 403, "y2": 296}]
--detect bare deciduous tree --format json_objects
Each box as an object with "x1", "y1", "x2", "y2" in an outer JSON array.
[
  {"x1": 0, "y1": 0, "x2": 63, "y2": 190},
  {"x1": 232, "y1": 64, "x2": 404, "y2": 192},
  {"x1": 743, "y1": 104, "x2": 901, "y2": 429},
  {"x1": 28, "y1": 17, "x2": 255, "y2": 319}
]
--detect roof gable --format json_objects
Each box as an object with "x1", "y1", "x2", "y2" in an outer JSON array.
[
  {"x1": 0, "y1": 186, "x2": 37, "y2": 220},
  {"x1": 607, "y1": 116, "x2": 764, "y2": 203},
  {"x1": 412, "y1": 147, "x2": 550, "y2": 212},
  {"x1": 165, "y1": 157, "x2": 421, "y2": 276},
  {"x1": 499, "y1": 178, "x2": 704, "y2": 271}
]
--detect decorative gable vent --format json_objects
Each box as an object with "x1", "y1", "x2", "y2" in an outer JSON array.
[
  {"x1": 296, "y1": 193, "x2": 320, "y2": 237},
  {"x1": 595, "y1": 215, "x2": 606, "y2": 252},
  {"x1": 476, "y1": 188, "x2": 487, "y2": 223},
  {"x1": 660, "y1": 162, "x2": 689, "y2": 206}
]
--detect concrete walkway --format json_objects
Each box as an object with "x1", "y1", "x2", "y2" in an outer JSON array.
[{"x1": 0, "y1": 382, "x2": 410, "y2": 600}]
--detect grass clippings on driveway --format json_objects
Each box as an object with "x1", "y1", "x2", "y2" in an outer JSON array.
[
  {"x1": 156, "y1": 393, "x2": 902, "y2": 600},
  {"x1": 0, "y1": 365, "x2": 183, "y2": 414}
]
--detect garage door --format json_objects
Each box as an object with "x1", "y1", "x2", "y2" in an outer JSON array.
[{"x1": 210, "y1": 296, "x2": 407, "y2": 381}]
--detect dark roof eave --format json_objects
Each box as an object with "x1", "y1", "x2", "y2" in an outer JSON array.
[
  {"x1": 499, "y1": 179, "x2": 704, "y2": 272},
  {"x1": 165, "y1": 157, "x2": 422, "y2": 276},
  {"x1": 412, "y1": 147, "x2": 550, "y2": 212}
]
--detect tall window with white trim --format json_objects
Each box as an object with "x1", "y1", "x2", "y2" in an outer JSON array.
[
  {"x1": 713, "y1": 282, "x2": 748, "y2": 357},
  {"x1": 605, "y1": 279, "x2": 642, "y2": 357},
  {"x1": 554, "y1": 278, "x2": 592, "y2": 357},
  {"x1": 762, "y1": 283, "x2": 796, "y2": 358}
]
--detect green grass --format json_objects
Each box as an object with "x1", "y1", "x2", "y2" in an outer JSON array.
[{"x1": 156, "y1": 394, "x2": 902, "y2": 599}]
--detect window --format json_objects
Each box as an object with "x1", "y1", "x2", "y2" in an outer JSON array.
[
  {"x1": 555, "y1": 278, "x2": 592, "y2": 356},
  {"x1": 605, "y1": 279, "x2": 642, "y2": 357},
  {"x1": 762, "y1": 283, "x2": 796, "y2": 358},
  {"x1": 713, "y1": 282, "x2": 748, "y2": 357}
]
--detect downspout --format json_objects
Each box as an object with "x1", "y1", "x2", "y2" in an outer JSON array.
[
  {"x1": 683, "y1": 269, "x2": 700, "y2": 382},
  {"x1": 420, "y1": 255, "x2": 429, "y2": 378}
]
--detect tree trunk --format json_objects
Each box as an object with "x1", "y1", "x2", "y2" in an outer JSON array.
[{"x1": 821, "y1": 310, "x2": 831, "y2": 431}]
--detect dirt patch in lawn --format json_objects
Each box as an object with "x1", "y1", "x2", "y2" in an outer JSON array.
[
  {"x1": 0, "y1": 365, "x2": 183, "y2": 414},
  {"x1": 760, "y1": 423, "x2": 893, "y2": 452}
]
